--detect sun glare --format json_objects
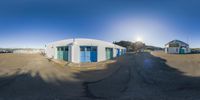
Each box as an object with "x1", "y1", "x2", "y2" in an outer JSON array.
[{"x1": 136, "y1": 37, "x2": 143, "y2": 42}]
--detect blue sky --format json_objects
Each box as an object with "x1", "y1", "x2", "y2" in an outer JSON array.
[{"x1": 0, "y1": 0, "x2": 200, "y2": 48}]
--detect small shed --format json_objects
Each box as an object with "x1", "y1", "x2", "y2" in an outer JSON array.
[{"x1": 165, "y1": 40, "x2": 191, "y2": 54}]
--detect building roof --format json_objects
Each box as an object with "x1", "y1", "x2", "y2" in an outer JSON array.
[{"x1": 165, "y1": 40, "x2": 189, "y2": 46}]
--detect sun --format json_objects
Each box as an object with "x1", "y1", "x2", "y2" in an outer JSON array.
[{"x1": 136, "y1": 37, "x2": 143, "y2": 42}]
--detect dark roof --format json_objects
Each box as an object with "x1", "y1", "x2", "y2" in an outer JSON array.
[{"x1": 165, "y1": 40, "x2": 189, "y2": 46}]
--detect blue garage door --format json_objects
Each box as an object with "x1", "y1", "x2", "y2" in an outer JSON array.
[
  {"x1": 116, "y1": 49, "x2": 120, "y2": 57},
  {"x1": 106, "y1": 48, "x2": 113, "y2": 60},
  {"x1": 121, "y1": 49, "x2": 124, "y2": 55},
  {"x1": 80, "y1": 46, "x2": 97, "y2": 62},
  {"x1": 57, "y1": 46, "x2": 68, "y2": 61}
]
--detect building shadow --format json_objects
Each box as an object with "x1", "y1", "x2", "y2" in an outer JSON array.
[{"x1": 0, "y1": 70, "x2": 87, "y2": 100}]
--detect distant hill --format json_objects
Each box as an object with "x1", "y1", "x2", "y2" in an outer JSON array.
[
  {"x1": 113, "y1": 40, "x2": 163, "y2": 52},
  {"x1": 113, "y1": 41, "x2": 134, "y2": 51},
  {"x1": 145, "y1": 45, "x2": 164, "y2": 51}
]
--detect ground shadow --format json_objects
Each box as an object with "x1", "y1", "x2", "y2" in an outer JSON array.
[
  {"x1": 73, "y1": 52, "x2": 200, "y2": 100},
  {"x1": 134, "y1": 52, "x2": 200, "y2": 99},
  {"x1": 0, "y1": 70, "x2": 86, "y2": 100}
]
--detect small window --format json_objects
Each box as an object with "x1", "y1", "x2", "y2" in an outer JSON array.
[
  {"x1": 65, "y1": 47, "x2": 68, "y2": 51},
  {"x1": 86, "y1": 47, "x2": 91, "y2": 51},
  {"x1": 61, "y1": 47, "x2": 64, "y2": 51},
  {"x1": 57, "y1": 47, "x2": 60, "y2": 51},
  {"x1": 80, "y1": 47, "x2": 85, "y2": 51},
  {"x1": 106, "y1": 48, "x2": 113, "y2": 51},
  {"x1": 91, "y1": 47, "x2": 97, "y2": 51},
  {"x1": 169, "y1": 43, "x2": 179, "y2": 47}
]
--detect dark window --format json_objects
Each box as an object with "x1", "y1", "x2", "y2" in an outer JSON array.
[
  {"x1": 61, "y1": 47, "x2": 64, "y2": 51},
  {"x1": 57, "y1": 47, "x2": 60, "y2": 51},
  {"x1": 169, "y1": 43, "x2": 179, "y2": 47},
  {"x1": 80, "y1": 47, "x2": 85, "y2": 51},
  {"x1": 86, "y1": 47, "x2": 91, "y2": 51},
  {"x1": 65, "y1": 47, "x2": 68, "y2": 51},
  {"x1": 91, "y1": 47, "x2": 97, "y2": 51},
  {"x1": 106, "y1": 48, "x2": 113, "y2": 51}
]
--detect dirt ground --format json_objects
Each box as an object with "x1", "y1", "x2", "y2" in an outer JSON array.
[
  {"x1": 1, "y1": 52, "x2": 200, "y2": 100},
  {"x1": 152, "y1": 51, "x2": 200, "y2": 76},
  {"x1": 0, "y1": 54, "x2": 121, "y2": 100},
  {"x1": 0, "y1": 54, "x2": 84, "y2": 100}
]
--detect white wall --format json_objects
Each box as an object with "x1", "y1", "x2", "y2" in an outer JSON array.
[
  {"x1": 187, "y1": 48, "x2": 191, "y2": 53},
  {"x1": 54, "y1": 47, "x2": 57, "y2": 59},
  {"x1": 71, "y1": 44, "x2": 80, "y2": 63},
  {"x1": 68, "y1": 45, "x2": 72, "y2": 62},
  {"x1": 165, "y1": 47, "x2": 179, "y2": 54},
  {"x1": 46, "y1": 45, "x2": 55, "y2": 58},
  {"x1": 97, "y1": 46, "x2": 106, "y2": 62},
  {"x1": 13, "y1": 49, "x2": 44, "y2": 54},
  {"x1": 165, "y1": 47, "x2": 191, "y2": 54},
  {"x1": 113, "y1": 48, "x2": 117, "y2": 58}
]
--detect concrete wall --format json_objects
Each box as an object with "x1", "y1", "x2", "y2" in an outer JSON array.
[
  {"x1": 71, "y1": 44, "x2": 80, "y2": 63},
  {"x1": 97, "y1": 46, "x2": 105, "y2": 62},
  {"x1": 165, "y1": 47, "x2": 179, "y2": 54},
  {"x1": 187, "y1": 48, "x2": 191, "y2": 53},
  {"x1": 165, "y1": 47, "x2": 191, "y2": 54},
  {"x1": 13, "y1": 49, "x2": 44, "y2": 54},
  {"x1": 46, "y1": 44, "x2": 55, "y2": 58},
  {"x1": 113, "y1": 48, "x2": 117, "y2": 58}
]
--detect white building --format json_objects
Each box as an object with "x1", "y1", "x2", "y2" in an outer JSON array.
[
  {"x1": 165, "y1": 40, "x2": 191, "y2": 54},
  {"x1": 45, "y1": 38, "x2": 126, "y2": 63},
  {"x1": 13, "y1": 49, "x2": 44, "y2": 54}
]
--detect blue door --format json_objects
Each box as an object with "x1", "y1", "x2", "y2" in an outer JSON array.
[
  {"x1": 85, "y1": 47, "x2": 91, "y2": 62},
  {"x1": 57, "y1": 47, "x2": 61, "y2": 60},
  {"x1": 91, "y1": 47, "x2": 97, "y2": 62},
  {"x1": 117, "y1": 49, "x2": 120, "y2": 57},
  {"x1": 63, "y1": 47, "x2": 68, "y2": 61},
  {"x1": 57, "y1": 46, "x2": 68, "y2": 61},
  {"x1": 80, "y1": 46, "x2": 97, "y2": 62},
  {"x1": 80, "y1": 47, "x2": 86, "y2": 62},
  {"x1": 179, "y1": 48, "x2": 185, "y2": 54},
  {"x1": 119, "y1": 49, "x2": 121, "y2": 56},
  {"x1": 57, "y1": 47, "x2": 64, "y2": 60},
  {"x1": 106, "y1": 48, "x2": 113, "y2": 60}
]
